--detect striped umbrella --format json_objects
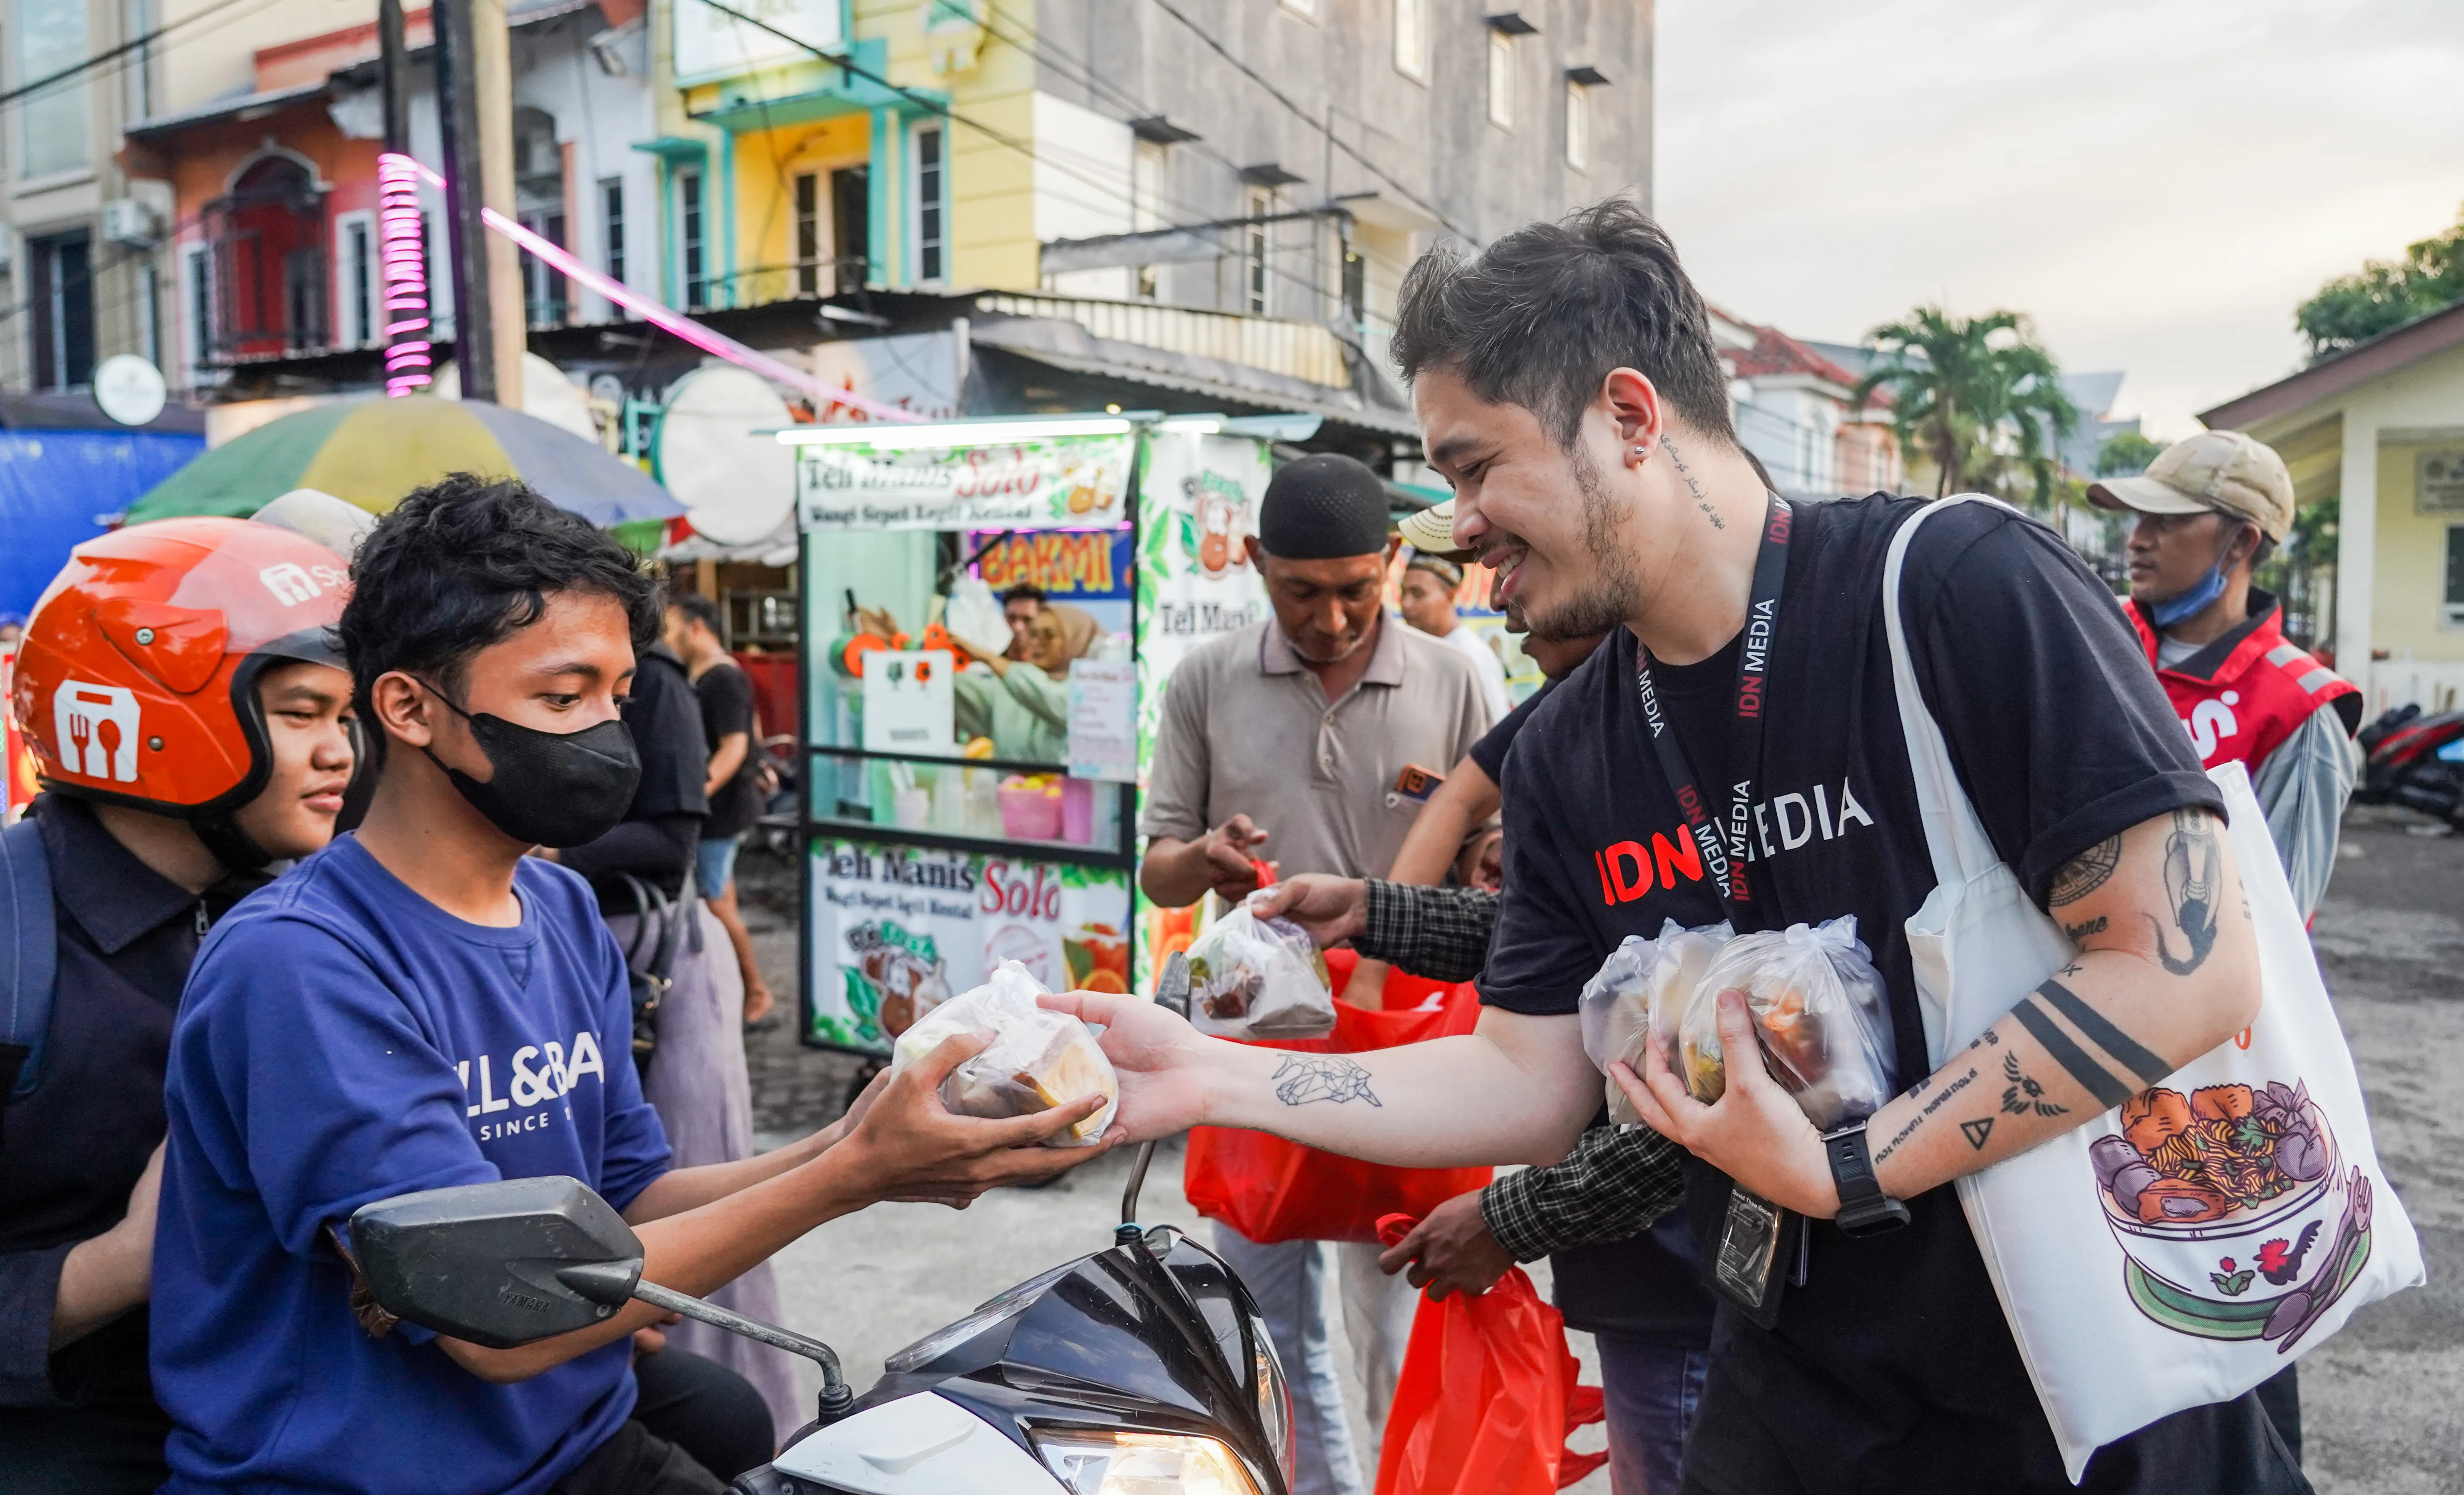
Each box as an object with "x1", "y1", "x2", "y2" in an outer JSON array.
[{"x1": 127, "y1": 395, "x2": 684, "y2": 528}]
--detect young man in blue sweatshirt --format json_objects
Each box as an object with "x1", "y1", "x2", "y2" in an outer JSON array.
[{"x1": 150, "y1": 476, "x2": 1113, "y2": 1495}]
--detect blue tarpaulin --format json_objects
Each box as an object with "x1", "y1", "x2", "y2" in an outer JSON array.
[{"x1": 0, "y1": 429, "x2": 204, "y2": 621}]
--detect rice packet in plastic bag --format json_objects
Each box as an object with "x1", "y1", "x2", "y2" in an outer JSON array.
[
  {"x1": 1675, "y1": 915, "x2": 1896, "y2": 1131},
  {"x1": 1577, "y1": 920, "x2": 1734, "y2": 1125},
  {"x1": 1185, "y1": 900, "x2": 1336, "y2": 1040},
  {"x1": 890, "y1": 960, "x2": 1119, "y2": 1147}
]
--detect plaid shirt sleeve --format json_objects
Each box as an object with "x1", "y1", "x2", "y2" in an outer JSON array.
[
  {"x1": 1354, "y1": 880, "x2": 1497, "y2": 984},
  {"x1": 1477, "y1": 1124, "x2": 1689, "y2": 1263}
]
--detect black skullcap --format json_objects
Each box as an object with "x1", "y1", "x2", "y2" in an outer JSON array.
[{"x1": 1258, "y1": 454, "x2": 1391, "y2": 560}]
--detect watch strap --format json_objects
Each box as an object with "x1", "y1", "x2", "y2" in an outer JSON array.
[{"x1": 1822, "y1": 1120, "x2": 1911, "y2": 1236}]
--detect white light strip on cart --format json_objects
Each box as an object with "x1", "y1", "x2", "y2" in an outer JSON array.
[
  {"x1": 775, "y1": 415, "x2": 1137, "y2": 449},
  {"x1": 397, "y1": 156, "x2": 921, "y2": 423}
]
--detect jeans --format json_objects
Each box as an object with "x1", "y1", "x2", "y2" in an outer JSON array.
[
  {"x1": 695, "y1": 834, "x2": 743, "y2": 898},
  {"x1": 1212, "y1": 1225, "x2": 1367, "y2": 1495},
  {"x1": 1334, "y1": 1240, "x2": 1420, "y2": 1432},
  {"x1": 1591, "y1": 1332, "x2": 1708, "y2": 1495}
]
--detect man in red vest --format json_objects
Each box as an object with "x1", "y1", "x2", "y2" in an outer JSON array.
[{"x1": 2087, "y1": 427, "x2": 2362, "y2": 1465}]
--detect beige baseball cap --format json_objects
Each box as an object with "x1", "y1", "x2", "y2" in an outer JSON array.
[
  {"x1": 1397, "y1": 498, "x2": 1471, "y2": 559},
  {"x1": 2086, "y1": 430, "x2": 2295, "y2": 543}
]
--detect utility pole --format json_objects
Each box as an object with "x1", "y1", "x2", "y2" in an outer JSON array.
[
  {"x1": 431, "y1": 0, "x2": 521, "y2": 407},
  {"x1": 376, "y1": 0, "x2": 409, "y2": 154}
]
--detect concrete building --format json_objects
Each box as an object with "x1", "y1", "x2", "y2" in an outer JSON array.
[
  {"x1": 2202, "y1": 298, "x2": 2464, "y2": 716},
  {"x1": 1720, "y1": 317, "x2": 1901, "y2": 500}
]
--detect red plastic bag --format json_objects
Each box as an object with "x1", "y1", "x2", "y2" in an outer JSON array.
[
  {"x1": 1182, "y1": 951, "x2": 1493, "y2": 1244},
  {"x1": 1372, "y1": 1215, "x2": 1608, "y2": 1495}
]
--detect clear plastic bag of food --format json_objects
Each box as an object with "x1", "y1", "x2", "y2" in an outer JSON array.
[
  {"x1": 1676, "y1": 915, "x2": 1896, "y2": 1131},
  {"x1": 1184, "y1": 900, "x2": 1336, "y2": 1040},
  {"x1": 1577, "y1": 920, "x2": 1734, "y2": 1125},
  {"x1": 889, "y1": 960, "x2": 1119, "y2": 1147}
]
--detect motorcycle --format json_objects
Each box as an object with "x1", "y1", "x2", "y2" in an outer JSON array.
[
  {"x1": 2354, "y1": 704, "x2": 2464, "y2": 829},
  {"x1": 350, "y1": 957, "x2": 1297, "y2": 1495}
]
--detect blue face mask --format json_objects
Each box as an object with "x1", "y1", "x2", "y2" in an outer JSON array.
[{"x1": 2149, "y1": 562, "x2": 2229, "y2": 628}]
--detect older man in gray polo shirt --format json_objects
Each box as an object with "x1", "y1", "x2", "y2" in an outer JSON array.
[{"x1": 1141, "y1": 453, "x2": 1492, "y2": 1495}]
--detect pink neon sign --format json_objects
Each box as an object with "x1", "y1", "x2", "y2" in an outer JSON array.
[
  {"x1": 376, "y1": 152, "x2": 433, "y2": 396},
  {"x1": 396, "y1": 156, "x2": 920, "y2": 422}
]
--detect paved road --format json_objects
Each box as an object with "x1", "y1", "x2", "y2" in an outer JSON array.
[
  {"x1": 734, "y1": 807, "x2": 2460, "y2": 1490},
  {"x1": 2300, "y1": 808, "x2": 2464, "y2": 1494}
]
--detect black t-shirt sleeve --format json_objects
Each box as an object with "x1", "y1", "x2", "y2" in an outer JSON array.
[
  {"x1": 1476, "y1": 721, "x2": 1606, "y2": 1014},
  {"x1": 1900, "y1": 504, "x2": 2224, "y2": 907},
  {"x1": 1468, "y1": 679, "x2": 1550, "y2": 782},
  {"x1": 623, "y1": 657, "x2": 711, "y2": 820},
  {"x1": 696, "y1": 662, "x2": 756, "y2": 749}
]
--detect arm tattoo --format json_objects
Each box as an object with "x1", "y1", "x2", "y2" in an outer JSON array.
[
  {"x1": 2033, "y1": 978, "x2": 2172, "y2": 1085},
  {"x1": 2147, "y1": 809, "x2": 2221, "y2": 975},
  {"x1": 2049, "y1": 835, "x2": 2121, "y2": 906},
  {"x1": 1999, "y1": 1053, "x2": 2070, "y2": 1117},
  {"x1": 2007, "y1": 994, "x2": 2133, "y2": 1108},
  {"x1": 2062, "y1": 915, "x2": 2107, "y2": 942},
  {"x1": 1659, "y1": 437, "x2": 1726, "y2": 530},
  {"x1": 1270, "y1": 1054, "x2": 1382, "y2": 1108}
]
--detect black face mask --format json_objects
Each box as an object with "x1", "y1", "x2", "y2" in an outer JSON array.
[{"x1": 418, "y1": 683, "x2": 642, "y2": 849}]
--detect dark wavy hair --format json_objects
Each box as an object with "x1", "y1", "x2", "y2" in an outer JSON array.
[
  {"x1": 338, "y1": 473, "x2": 662, "y2": 711},
  {"x1": 1391, "y1": 196, "x2": 1738, "y2": 451}
]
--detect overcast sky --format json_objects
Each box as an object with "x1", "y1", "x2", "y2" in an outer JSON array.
[{"x1": 1652, "y1": 0, "x2": 2464, "y2": 439}]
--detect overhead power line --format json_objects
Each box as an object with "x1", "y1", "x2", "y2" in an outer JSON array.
[
  {"x1": 1139, "y1": 0, "x2": 1473, "y2": 245},
  {"x1": 688, "y1": 0, "x2": 1350, "y2": 314},
  {"x1": 0, "y1": 0, "x2": 271, "y2": 112}
]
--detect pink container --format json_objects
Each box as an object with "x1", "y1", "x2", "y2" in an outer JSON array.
[
  {"x1": 1060, "y1": 776, "x2": 1096, "y2": 844},
  {"x1": 999, "y1": 778, "x2": 1064, "y2": 841}
]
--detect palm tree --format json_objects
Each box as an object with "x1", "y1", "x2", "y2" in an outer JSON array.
[{"x1": 1850, "y1": 307, "x2": 2079, "y2": 506}]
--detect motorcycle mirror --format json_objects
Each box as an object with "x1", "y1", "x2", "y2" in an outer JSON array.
[
  {"x1": 1119, "y1": 952, "x2": 1192, "y2": 1240},
  {"x1": 352, "y1": 1176, "x2": 861, "y2": 1424},
  {"x1": 350, "y1": 1176, "x2": 643, "y2": 1349}
]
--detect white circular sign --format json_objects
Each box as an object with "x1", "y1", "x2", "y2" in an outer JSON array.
[{"x1": 93, "y1": 355, "x2": 168, "y2": 427}]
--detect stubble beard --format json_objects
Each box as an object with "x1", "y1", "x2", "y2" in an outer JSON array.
[{"x1": 1523, "y1": 440, "x2": 1642, "y2": 641}]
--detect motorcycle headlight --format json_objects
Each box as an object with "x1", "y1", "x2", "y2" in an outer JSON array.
[
  {"x1": 1031, "y1": 1430, "x2": 1266, "y2": 1495},
  {"x1": 1249, "y1": 1316, "x2": 1294, "y2": 1486}
]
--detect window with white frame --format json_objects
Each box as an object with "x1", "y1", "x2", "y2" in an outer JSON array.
[
  {"x1": 677, "y1": 168, "x2": 707, "y2": 309},
  {"x1": 2446, "y1": 524, "x2": 2464, "y2": 626},
  {"x1": 1565, "y1": 81, "x2": 1590, "y2": 170},
  {"x1": 183, "y1": 243, "x2": 212, "y2": 371},
  {"x1": 1488, "y1": 31, "x2": 1516, "y2": 129},
  {"x1": 794, "y1": 171, "x2": 821, "y2": 294},
  {"x1": 1394, "y1": 0, "x2": 1428, "y2": 81},
  {"x1": 914, "y1": 125, "x2": 946, "y2": 283},
  {"x1": 17, "y1": 0, "x2": 94, "y2": 177},
  {"x1": 602, "y1": 178, "x2": 625, "y2": 285},
  {"x1": 336, "y1": 212, "x2": 376, "y2": 346},
  {"x1": 1245, "y1": 187, "x2": 1272, "y2": 316}
]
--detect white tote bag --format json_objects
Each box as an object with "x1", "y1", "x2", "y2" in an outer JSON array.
[{"x1": 1883, "y1": 496, "x2": 2424, "y2": 1481}]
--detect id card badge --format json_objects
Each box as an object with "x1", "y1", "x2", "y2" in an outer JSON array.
[{"x1": 1708, "y1": 1184, "x2": 1803, "y2": 1330}]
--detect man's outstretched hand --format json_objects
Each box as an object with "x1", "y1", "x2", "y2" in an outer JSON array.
[
  {"x1": 1038, "y1": 989, "x2": 1220, "y2": 1142},
  {"x1": 1249, "y1": 874, "x2": 1367, "y2": 948},
  {"x1": 1378, "y1": 1190, "x2": 1514, "y2": 1301},
  {"x1": 831, "y1": 1031, "x2": 1118, "y2": 1207}
]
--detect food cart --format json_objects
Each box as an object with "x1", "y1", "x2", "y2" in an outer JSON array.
[{"x1": 787, "y1": 411, "x2": 1297, "y2": 1054}]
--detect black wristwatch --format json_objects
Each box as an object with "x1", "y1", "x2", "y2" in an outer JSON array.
[{"x1": 1822, "y1": 1120, "x2": 1911, "y2": 1237}]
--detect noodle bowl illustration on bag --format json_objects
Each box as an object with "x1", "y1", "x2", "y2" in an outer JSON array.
[{"x1": 2088, "y1": 1078, "x2": 2373, "y2": 1350}]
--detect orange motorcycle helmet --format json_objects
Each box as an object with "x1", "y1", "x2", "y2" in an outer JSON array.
[{"x1": 12, "y1": 515, "x2": 353, "y2": 861}]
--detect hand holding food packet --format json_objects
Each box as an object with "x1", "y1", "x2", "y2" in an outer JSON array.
[
  {"x1": 1584, "y1": 915, "x2": 1897, "y2": 1132},
  {"x1": 1185, "y1": 898, "x2": 1337, "y2": 1040},
  {"x1": 889, "y1": 960, "x2": 1119, "y2": 1147},
  {"x1": 1578, "y1": 919, "x2": 1734, "y2": 1125}
]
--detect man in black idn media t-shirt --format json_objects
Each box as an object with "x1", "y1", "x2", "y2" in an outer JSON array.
[{"x1": 1052, "y1": 200, "x2": 2310, "y2": 1495}]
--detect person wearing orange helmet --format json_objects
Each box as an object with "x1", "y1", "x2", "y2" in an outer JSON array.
[{"x1": 0, "y1": 509, "x2": 360, "y2": 1492}]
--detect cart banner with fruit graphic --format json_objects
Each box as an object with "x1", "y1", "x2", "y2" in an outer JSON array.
[
  {"x1": 797, "y1": 431, "x2": 1134, "y2": 531},
  {"x1": 1132, "y1": 429, "x2": 1273, "y2": 990},
  {"x1": 1944, "y1": 762, "x2": 2423, "y2": 1480},
  {"x1": 807, "y1": 838, "x2": 1131, "y2": 1052}
]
